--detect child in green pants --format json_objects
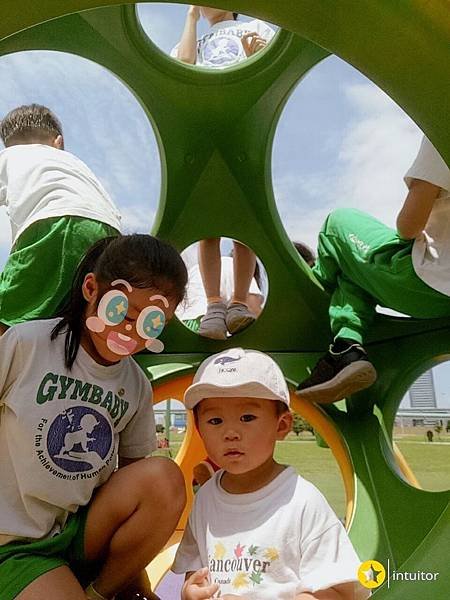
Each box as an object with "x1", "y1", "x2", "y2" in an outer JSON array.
[
  {"x1": 297, "y1": 136, "x2": 450, "y2": 404},
  {"x1": 0, "y1": 104, "x2": 121, "y2": 334}
]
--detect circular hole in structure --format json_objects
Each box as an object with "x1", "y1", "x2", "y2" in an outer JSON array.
[
  {"x1": 394, "y1": 362, "x2": 450, "y2": 491},
  {"x1": 271, "y1": 54, "x2": 425, "y2": 255},
  {"x1": 0, "y1": 50, "x2": 161, "y2": 271},
  {"x1": 176, "y1": 238, "x2": 268, "y2": 338},
  {"x1": 137, "y1": 3, "x2": 278, "y2": 69}
]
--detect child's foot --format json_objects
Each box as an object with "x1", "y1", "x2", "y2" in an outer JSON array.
[
  {"x1": 296, "y1": 340, "x2": 377, "y2": 404},
  {"x1": 198, "y1": 302, "x2": 227, "y2": 340},
  {"x1": 226, "y1": 302, "x2": 255, "y2": 334}
]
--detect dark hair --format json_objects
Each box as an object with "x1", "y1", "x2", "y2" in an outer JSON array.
[
  {"x1": 0, "y1": 104, "x2": 63, "y2": 147},
  {"x1": 193, "y1": 398, "x2": 289, "y2": 423},
  {"x1": 293, "y1": 241, "x2": 316, "y2": 267},
  {"x1": 51, "y1": 234, "x2": 188, "y2": 368},
  {"x1": 233, "y1": 12, "x2": 238, "y2": 20}
]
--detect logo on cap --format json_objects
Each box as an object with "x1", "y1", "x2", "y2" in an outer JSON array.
[{"x1": 214, "y1": 355, "x2": 241, "y2": 366}]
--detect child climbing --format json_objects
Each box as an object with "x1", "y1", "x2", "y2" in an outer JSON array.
[
  {"x1": 297, "y1": 135, "x2": 450, "y2": 404},
  {"x1": 0, "y1": 103, "x2": 122, "y2": 334}
]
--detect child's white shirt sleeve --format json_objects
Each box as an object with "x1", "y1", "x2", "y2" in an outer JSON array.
[
  {"x1": 172, "y1": 517, "x2": 203, "y2": 574},
  {"x1": 404, "y1": 136, "x2": 450, "y2": 192}
]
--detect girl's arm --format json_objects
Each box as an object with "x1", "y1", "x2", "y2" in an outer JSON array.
[
  {"x1": 176, "y1": 5, "x2": 200, "y2": 64},
  {"x1": 396, "y1": 178, "x2": 441, "y2": 239}
]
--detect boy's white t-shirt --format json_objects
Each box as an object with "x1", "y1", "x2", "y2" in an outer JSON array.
[
  {"x1": 0, "y1": 318, "x2": 156, "y2": 545},
  {"x1": 173, "y1": 467, "x2": 369, "y2": 599},
  {"x1": 404, "y1": 136, "x2": 450, "y2": 296},
  {"x1": 0, "y1": 144, "x2": 122, "y2": 244},
  {"x1": 171, "y1": 19, "x2": 275, "y2": 69},
  {"x1": 176, "y1": 256, "x2": 262, "y2": 321}
]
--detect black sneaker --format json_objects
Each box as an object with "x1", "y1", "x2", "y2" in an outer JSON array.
[{"x1": 296, "y1": 341, "x2": 377, "y2": 404}]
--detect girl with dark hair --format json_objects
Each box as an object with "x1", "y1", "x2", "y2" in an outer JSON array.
[{"x1": 0, "y1": 234, "x2": 188, "y2": 600}]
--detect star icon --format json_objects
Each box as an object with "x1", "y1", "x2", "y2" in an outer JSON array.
[
  {"x1": 151, "y1": 315, "x2": 163, "y2": 329},
  {"x1": 358, "y1": 560, "x2": 386, "y2": 589},
  {"x1": 116, "y1": 300, "x2": 127, "y2": 315}
]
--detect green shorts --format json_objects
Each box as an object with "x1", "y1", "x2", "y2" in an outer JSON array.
[
  {"x1": 0, "y1": 216, "x2": 119, "y2": 327},
  {"x1": 0, "y1": 506, "x2": 100, "y2": 600}
]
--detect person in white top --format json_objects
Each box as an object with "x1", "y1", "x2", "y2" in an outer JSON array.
[
  {"x1": 0, "y1": 234, "x2": 188, "y2": 600},
  {"x1": 172, "y1": 7, "x2": 275, "y2": 340},
  {"x1": 176, "y1": 255, "x2": 266, "y2": 333},
  {"x1": 171, "y1": 6, "x2": 275, "y2": 68},
  {"x1": 173, "y1": 348, "x2": 369, "y2": 600},
  {"x1": 296, "y1": 135, "x2": 450, "y2": 405},
  {"x1": 0, "y1": 103, "x2": 122, "y2": 334}
]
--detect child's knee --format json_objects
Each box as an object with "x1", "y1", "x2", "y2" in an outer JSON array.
[{"x1": 138, "y1": 457, "x2": 186, "y2": 509}]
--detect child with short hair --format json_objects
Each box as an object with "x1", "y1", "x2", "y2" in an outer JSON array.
[
  {"x1": 173, "y1": 348, "x2": 368, "y2": 599},
  {"x1": 0, "y1": 234, "x2": 188, "y2": 600},
  {"x1": 0, "y1": 103, "x2": 122, "y2": 334}
]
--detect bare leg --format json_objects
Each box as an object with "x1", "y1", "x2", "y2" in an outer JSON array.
[
  {"x1": 85, "y1": 457, "x2": 185, "y2": 599},
  {"x1": 198, "y1": 238, "x2": 222, "y2": 302},
  {"x1": 232, "y1": 241, "x2": 256, "y2": 304},
  {"x1": 198, "y1": 238, "x2": 227, "y2": 339},
  {"x1": 16, "y1": 565, "x2": 86, "y2": 600}
]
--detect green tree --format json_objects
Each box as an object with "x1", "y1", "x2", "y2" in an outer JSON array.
[{"x1": 292, "y1": 413, "x2": 313, "y2": 436}]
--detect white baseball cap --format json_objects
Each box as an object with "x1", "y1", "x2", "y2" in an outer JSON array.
[{"x1": 184, "y1": 348, "x2": 290, "y2": 410}]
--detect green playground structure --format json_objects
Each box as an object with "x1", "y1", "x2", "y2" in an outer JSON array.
[{"x1": 1, "y1": 1, "x2": 449, "y2": 597}]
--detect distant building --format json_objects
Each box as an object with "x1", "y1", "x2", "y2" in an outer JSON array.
[
  {"x1": 396, "y1": 369, "x2": 450, "y2": 428},
  {"x1": 409, "y1": 370, "x2": 437, "y2": 409}
]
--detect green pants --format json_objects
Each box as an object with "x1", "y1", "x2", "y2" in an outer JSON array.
[
  {"x1": 312, "y1": 208, "x2": 450, "y2": 344},
  {"x1": 0, "y1": 216, "x2": 119, "y2": 326}
]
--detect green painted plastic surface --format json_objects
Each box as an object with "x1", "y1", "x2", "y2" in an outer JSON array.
[{"x1": 1, "y1": 1, "x2": 449, "y2": 595}]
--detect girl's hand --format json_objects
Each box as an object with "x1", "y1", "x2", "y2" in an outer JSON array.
[
  {"x1": 188, "y1": 5, "x2": 201, "y2": 21},
  {"x1": 241, "y1": 32, "x2": 268, "y2": 56},
  {"x1": 181, "y1": 568, "x2": 219, "y2": 600}
]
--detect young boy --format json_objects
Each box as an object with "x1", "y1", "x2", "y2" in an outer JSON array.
[
  {"x1": 0, "y1": 103, "x2": 121, "y2": 334},
  {"x1": 173, "y1": 348, "x2": 368, "y2": 599},
  {"x1": 297, "y1": 135, "x2": 450, "y2": 404}
]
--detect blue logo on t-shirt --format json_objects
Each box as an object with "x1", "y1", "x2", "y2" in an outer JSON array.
[
  {"x1": 47, "y1": 406, "x2": 112, "y2": 472},
  {"x1": 201, "y1": 35, "x2": 241, "y2": 66}
]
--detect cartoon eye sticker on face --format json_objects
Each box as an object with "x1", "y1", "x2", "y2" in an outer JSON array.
[
  {"x1": 86, "y1": 289, "x2": 129, "y2": 333},
  {"x1": 86, "y1": 281, "x2": 168, "y2": 356},
  {"x1": 136, "y1": 305, "x2": 166, "y2": 354}
]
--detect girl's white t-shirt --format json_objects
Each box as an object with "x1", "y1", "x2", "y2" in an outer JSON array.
[
  {"x1": 404, "y1": 136, "x2": 450, "y2": 296},
  {"x1": 0, "y1": 144, "x2": 122, "y2": 244},
  {"x1": 0, "y1": 318, "x2": 155, "y2": 545}
]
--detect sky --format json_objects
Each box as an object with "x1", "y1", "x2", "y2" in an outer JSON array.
[{"x1": 0, "y1": 2, "x2": 448, "y2": 409}]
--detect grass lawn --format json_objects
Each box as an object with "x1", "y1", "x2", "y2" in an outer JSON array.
[{"x1": 396, "y1": 441, "x2": 450, "y2": 492}]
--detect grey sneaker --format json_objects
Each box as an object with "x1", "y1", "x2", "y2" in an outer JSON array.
[
  {"x1": 198, "y1": 302, "x2": 227, "y2": 340},
  {"x1": 226, "y1": 302, "x2": 256, "y2": 335}
]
